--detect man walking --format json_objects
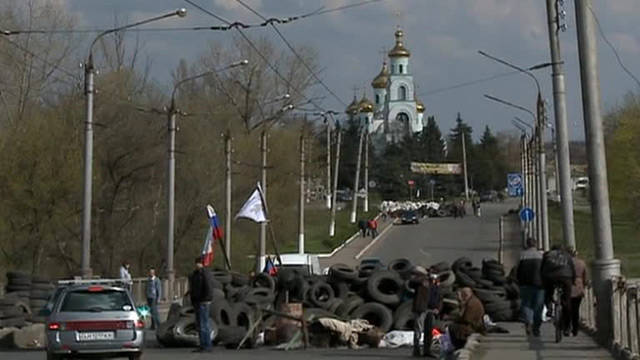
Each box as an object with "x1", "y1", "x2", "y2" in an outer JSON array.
[
  {"x1": 146, "y1": 268, "x2": 162, "y2": 330},
  {"x1": 516, "y1": 238, "x2": 545, "y2": 336},
  {"x1": 368, "y1": 218, "x2": 378, "y2": 238},
  {"x1": 358, "y1": 219, "x2": 368, "y2": 237},
  {"x1": 188, "y1": 257, "x2": 214, "y2": 352},
  {"x1": 541, "y1": 245, "x2": 575, "y2": 337},
  {"x1": 569, "y1": 247, "x2": 587, "y2": 336},
  {"x1": 410, "y1": 266, "x2": 442, "y2": 357}
]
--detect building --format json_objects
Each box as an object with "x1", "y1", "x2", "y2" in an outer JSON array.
[{"x1": 346, "y1": 28, "x2": 426, "y2": 143}]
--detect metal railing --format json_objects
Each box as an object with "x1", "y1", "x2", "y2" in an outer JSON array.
[{"x1": 581, "y1": 277, "x2": 640, "y2": 359}]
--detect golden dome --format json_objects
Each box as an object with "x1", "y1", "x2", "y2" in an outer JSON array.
[
  {"x1": 358, "y1": 96, "x2": 374, "y2": 113},
  {"x1": 346, "y1": 97, "x2": 359, "y2": 114},
  {"x1": 371, "y1": 62, "x2": 390, "y2": 89},
  {"x1": 388, "y1": 29, "x2": 410, "y2": 57},
  {"x1": 416, "y1": 99, "x2": 425, "y2": 113}
]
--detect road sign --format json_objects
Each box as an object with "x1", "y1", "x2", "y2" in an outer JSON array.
[
  {"x1": 368, "y1": 180, "x2": 377, "y2": 188},
  {"x1": 519, "y1": 207, "x2": 535, "y2": 222},
  {"x1": 507, "y1": 173, "x2": 523, "y2": 197}
]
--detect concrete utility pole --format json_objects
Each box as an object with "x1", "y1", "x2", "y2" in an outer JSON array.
[
  {"x1": 224, "y1": 131, "x2": 232, "y2": 268},
  {"x1": 536, "y1": 95, "x2": 550, "y2": 251},
  {"x1": 259, "y1": 129, "x2": 268, "y2": 271},
  {"x1": 574, "y1": 0, "x2": 621, "y2": 343},
  {"x1": 545, "y1": 0, "x2": 576, "y2": 249},
  {"x1": 329, "y1": 129, "x2": 342, "y2": 237},
  {"x1": 551, "y1": 126, "x2": 561, "y2": 202},
  {"x1": 80, "y1": 8, "x2": 187, "y2": 278},
  {"x1": 298, "y1": 134, "x2": 305, "y2": 254},
  {"x1": 350, "y1": 129, "x2": 365, "y2": 224},
  {"x1": 166, "y1": 104, "x2": 177, "y2": 283},
  {"x1": 326, "y1": 121, "x2": 332, "y2": 209},
  {"x1": 462, "y1": 132, "x2": 470, "y2": 201},
  {"x1": 363, "y1": 131, "x2": 369, "y2": 213}
]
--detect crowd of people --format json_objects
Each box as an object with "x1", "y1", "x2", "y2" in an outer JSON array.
[
  {"x1": 358, "y1": 218, "x2": 379, "y2": 238},
  {"x1": 516, "y1": 238, "x2": 587, "y2": 338}
]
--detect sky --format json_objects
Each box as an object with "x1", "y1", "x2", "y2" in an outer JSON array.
[{"x1": 62, "y1": 0, "x2": 640, "y2": 141}]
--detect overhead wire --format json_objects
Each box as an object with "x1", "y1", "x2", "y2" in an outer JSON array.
[
  {"x1": 233, "y1": 0, "x2": 347, "y2": 107},
  {"x1": 416, "y1": 70, "x2": 521, "y2": 97}
]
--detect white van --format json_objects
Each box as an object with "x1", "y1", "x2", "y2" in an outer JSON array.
[{"x1": 260, "y1": 253, "x2": 322, "y2": 276}]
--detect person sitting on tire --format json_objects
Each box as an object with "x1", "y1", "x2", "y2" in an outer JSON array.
[
  {"x1": 187, "y1": 257, "x2": 215, "y2": 352},
  {"x1": 409, "y1": 266, "x2": 443, "y2": 357},
  {"x1": 449, "y1": 287, "x2": 485, "y2": 350},
  {"x1": 541, "y1": 245, "x2": 575, "y2": 337}
]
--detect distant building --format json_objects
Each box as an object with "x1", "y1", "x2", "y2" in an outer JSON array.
[{"x1": 346, "y1": 28, "x2": 426, "y2": 143}]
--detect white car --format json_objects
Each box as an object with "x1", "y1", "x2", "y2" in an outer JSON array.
[{"x1": 574, "y1": 177, "x2": 589, "y2": 191}]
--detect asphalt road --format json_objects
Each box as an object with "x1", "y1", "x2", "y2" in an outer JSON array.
[{"x1": 366, "y1": 200, "x2": 520, "y2": 270}]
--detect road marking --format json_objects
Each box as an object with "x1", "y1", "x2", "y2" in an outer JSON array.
[{"x1": 354, "y1": 223, "x2": 395, "y2": 260}]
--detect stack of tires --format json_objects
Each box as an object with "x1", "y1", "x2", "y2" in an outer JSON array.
[
  {"x1": 452, "y1": 257, "x2": 520, "y2": 321},
  {"x1": 29, "y1": 277, "x2": 55, "y2": 323},
  {"x1": 0, "y1": 272, "x2": 33, "y2": 329}
]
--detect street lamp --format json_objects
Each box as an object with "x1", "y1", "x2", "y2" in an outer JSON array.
[
  {"x1": 312, "y1": 110, "x2": 339, "y2": 209},
  {"x1": 81, "y1": 9, "x2": 187, "y2": 278},
  {"x1": 165, "y1": 59, "x2": 248, "y2": 285}
]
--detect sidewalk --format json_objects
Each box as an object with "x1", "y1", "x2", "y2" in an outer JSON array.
[
  {"x1": 318, "y1": 217, "x2": 395, "y2": 269},
  {"x1": 477, "y1": 322, "x2": 613, "y2": 360}
]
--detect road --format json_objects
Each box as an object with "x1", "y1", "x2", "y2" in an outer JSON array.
[{"x1": 366, "y1": 200, "x2": 521, "y2": 270}]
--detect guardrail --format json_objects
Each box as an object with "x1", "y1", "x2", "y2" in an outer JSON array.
[{"x1": 581, "y1": 277, "x2": 640, "y2": 360}]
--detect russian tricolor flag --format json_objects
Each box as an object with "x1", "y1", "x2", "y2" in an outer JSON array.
[{"x1": 202, "y1": 205, "x2": 223, "y2": 267}]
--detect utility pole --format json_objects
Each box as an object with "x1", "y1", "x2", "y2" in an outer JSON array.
[
  {"x1": 298, "y1": 134, "x2": 305, "y2": 254},
  {"x1": 258, "y1": 129, "x2": 267, "y2": 273},
  {"x1": 551, "y1": 126, "x2": 561, "y2": 202},
  {"x1": 545, "y1": 0, "x2": 576, "y2": 249},
  {"x1": 536, "y1": 94, "x2": 550, "y2": 251},
  {"x1": 224, "y1": 131, "x2": 232, "y2": 269},
  {"x1": 574, "y1": 0, "x2": 621, "y2": 344},
  {"x1": 363, "y1": 131, "x2": 369, "y2": 213},
  {"x1": 329, "y1": 129, "x2": 342, "y2": 237},
  {"x1": 350, "y1": 128, "x2": 365, "y2": 224},
  {"x1": 81, "y1": 58, "x2": 95, "y2": 278},
  {"x1": 166, "y1": 104, "x2": 177, "y2": 284},
  {"x1": 326, "y1": 121, "x2": 332, "y2": 209},
  {"x1": 462, "y1": 132, "x2": 470, "y2": 201}
]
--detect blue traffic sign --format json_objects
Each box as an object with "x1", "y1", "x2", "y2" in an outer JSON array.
[
  {"x1": 519, "y1": 207, "x2": 535, "y2": 222},
  {"x1": 507, "y1": 173, "x2": 523, "y2": 197}
]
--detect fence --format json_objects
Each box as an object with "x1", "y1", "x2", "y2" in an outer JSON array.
[{"x1": 581, "y1": 277, "x2": 640, "y2": 360}]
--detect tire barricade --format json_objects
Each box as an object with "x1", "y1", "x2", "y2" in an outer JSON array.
[{"x1": 0, "y1": 272, "x2": 55, "y2": 330}]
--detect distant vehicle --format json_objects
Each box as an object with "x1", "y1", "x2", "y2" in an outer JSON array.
[
  {"x1": 260, "y1": 253, "x2": 322, "y2": 276},
  {"x1": 574, "y1": 177, "x2": 589, "y2": 191},
  {"x1": 335, "y1": 189, "x2": 353, "y2": 202},
  {"x1": 46, "y1": 280, "x2": 143, "y2": 360},
  {"x1": 400, "y1": 210, "x2": 420, "y2": 224},
  {"x1": 359, "y1": 257, "x2": 384, "y2": 269},
  {"x1": 480, "y1": 190, "x2": 498, "y2": 202}
]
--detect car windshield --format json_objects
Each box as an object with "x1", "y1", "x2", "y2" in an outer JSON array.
[
  {"x1": 404, "y1": 211, "x2": 416, "y2": 217},
  {"x1": 60, "y1": 289, "x2": 132, "y2": 312}
]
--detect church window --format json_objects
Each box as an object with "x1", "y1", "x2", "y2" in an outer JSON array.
[
  {"x1": 375, "y1": 94, "x2": 380, "y2": 104},
  {"x1": 398, "y1": 86, "x2": 407, "y2": 101},
  {"x1": 399, "y1": 64, "x2": 404, "y2": 74}
]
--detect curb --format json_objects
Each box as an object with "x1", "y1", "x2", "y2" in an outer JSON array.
[
  {"x1": 354, "y1": 222, "x2": 395, "y2": 260},
  {"x1": 316, "y1": 213, "x2": 384, "y2": 259}
]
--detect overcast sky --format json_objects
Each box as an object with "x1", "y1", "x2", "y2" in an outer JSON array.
[{"x1": 63, "y1": 0, "x2": 640, "y2": 141}]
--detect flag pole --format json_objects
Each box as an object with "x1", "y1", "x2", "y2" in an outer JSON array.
[
  {"x1": 206, "y1": 205, "x2": 231, "y2": 270},
  {"x1": 256, "y1": 182, "x2": 282, "y2": 265}
]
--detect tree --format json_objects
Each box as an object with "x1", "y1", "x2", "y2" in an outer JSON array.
[
  {"x1": 419, "y1": 116, "x2": 446, "y2": 162},
  {"x1": 447, "y1": 112, "x2": 473, "y2": 162}
]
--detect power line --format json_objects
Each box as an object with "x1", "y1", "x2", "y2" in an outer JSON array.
[
  {"x1": 234, "y1": 0, "x2": 347, "y2": 107},
  {"x1": 587, "y1": 4, "x2": 640, "y2": 89},
  {"x1": 417, "y1": 70, "x2": 521, "y2": 97},
  {"x1": 183, "y1": 0, "x2": 326, "y2": 113}
]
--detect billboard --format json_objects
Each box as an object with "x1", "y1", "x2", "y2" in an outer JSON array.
[{"x1": 410, "y1": 162, "x2": 462, "y2": 175}]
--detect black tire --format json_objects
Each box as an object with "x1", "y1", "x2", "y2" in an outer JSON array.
[
  {"x1": 171, "y1": 316, "x2": 199, "y2": 347},
  {"x1": 212, "y1": 288, "x2": 225, "y2": 301},
  {"x1": 244, "y1": 287, "x2": 275, "y2": 306},
  {"x1": 475, "y1": 278, "x2": 495, "y2": 289},
  {"x1": 211, "y1": 270, "x2": 232, "y2": 284},
  {"x1": 466, "y1": 268, "x2": 483, "y2": 282},
  {"x1": 452, "y1": 257, "x2": 473, "y2": 272},
  {"x1": 482, "y1": 259, "x2": 504, "y2": 272},
  {"x1": 5, "y1": 285, "x2": 31, "y2": 292},
  {"x1": 358, "y1": 263, "x2": 381, "y2": 278},
  {"x1": 0, "y1": 306, "x2": 23, "y2": 318},
  {"x1": 366, "y1": 271, "x2": 403, "y2": 306},
  {"x1": 210, "y1": 300, "x2": 234, "y2": 327},
  {"x1": 309, "y1": 281, "x2": 335, "y2": 309},
  {"x1": 166, "y1": 303, "x2": 183, "y2": 324},
  {"x1": 0, "y1": 316, "x2": 25, "y2": 328},
  {"x1": 232, "y1": 302, "x2": 255, "y2": 330},
  {"x1": 30, "y1": 283, "x2": 54, "y2": 291},
  {"x1": 490, "y1": 308, "x2": 515, "y2": 322},
  {"x1": 330, "y1": 282, "x2": 350, "y2": 299},
  {"x1": 351, "y1": 303, "x2": 394, "y2": 333},
  {"x1": 252, "y1": 273, "x2": 276, "y2": 292},
  {"x1": 436, "y1": 209, "x2": 447, "y2": 217},
  {"x1": 392, "y1": 301, "x2": 414, "y2": 330},
  {"x1": 473, "y1": 288, "x2": 507, "y2": 303},
  {"x1": 30, "y1": 299, "x2": 48, "y2": 309},
  {"x1": 504, "y1": 281, "x2": 520, "y2": 300},
  {"x1": 285, "y1": 275, "x2": 308, "y2": 302},
  {"x1": 431, "y1": 261, "x2": 450, "y2": 273},
  {"x1": 326, "y1": 298, "x2": 343, "y2": 314},
  {"x1": 388, "y1": 258, "x2": 413, "y2": 279},
  {"x1": 437, "y1": 270, "x2": 456, "y2": 288},
  {"x1": 226, "y1": 285, "x2": 251, "y2": 303},
  {"x1": 454, "y1": 270, "x2": 476, "y2": 288},
  {"x1": 485, "y1": 271, "x2": 507, "y2": 285},
  {"x1": 217, "y1": 325, "x2": 253, "y2": 348},
  {"x1": 329, "y1": 264, "x2": 358, "y2": 282},
  {"x1": 178, "y1": 305, "x2": 195, "y2": 317},
  {"x1": 554, "y1": 303, "x2": 563, "y2": 343},
  {"x1": 230, "y1": 272, "x2": 250, "y2": 287},
  {"x1": 484, "y1": 300, "x2": 512, "y2": 314},
  {"x1": 335, "y1": 295, "x2": 364, "y2": 318}
]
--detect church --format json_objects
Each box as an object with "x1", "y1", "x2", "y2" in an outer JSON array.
[{"x1": 346, "y1": 28, "x2": 426, "y2": 143}]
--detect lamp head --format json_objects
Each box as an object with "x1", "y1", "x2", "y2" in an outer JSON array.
[{"x1": 176, "y1": 8, "x2": 187, "y2": 18}]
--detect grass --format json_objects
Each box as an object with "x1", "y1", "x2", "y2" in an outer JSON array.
[{"x1": 549, "y1": 202, "x2": 640, "y2": 277}]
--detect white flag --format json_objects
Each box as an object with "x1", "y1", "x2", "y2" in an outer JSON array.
[{"x1": 235, "y1": 186, "x2": 267, "y2": 223}]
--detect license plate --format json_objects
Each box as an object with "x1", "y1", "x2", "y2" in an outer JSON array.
[{"x1": 77, "y1": 331, "x2": 115, "y2": 341}]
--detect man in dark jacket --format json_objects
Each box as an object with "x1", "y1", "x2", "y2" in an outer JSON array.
[
  {"x1": 517, "y1": 237, "x2": 544, "y2": 336},
  {"x1": 541, "y1": 246, "x2": 575, "y2": 336},
  {"x1": 188, "y1": 257, "x2": 214, "y2": 352},
  {"x1": 410, "y1": 266, "x2": 442, "y2": 357}
]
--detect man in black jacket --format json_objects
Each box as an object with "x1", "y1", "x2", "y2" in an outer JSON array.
[
  {"x1": 517, "y1": 238, "x2": 544, "y2": 336},
  {"x1": 188, "y1": 257, "x2": 214, "y2": 352},
  {"x1": 542, "y1": 245, "x2": 575, "y2": 336},
  {"x1": 411, "y1": 266, "x2": 442, "y2": 357}
]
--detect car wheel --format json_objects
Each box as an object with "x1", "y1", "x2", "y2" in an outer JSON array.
[{"x1": 128, "y1": 353, "x2": 143, "y2": 360}]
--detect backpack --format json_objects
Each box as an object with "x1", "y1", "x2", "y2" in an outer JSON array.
[{"x1": 544, "y1": 250, "x2": 570, "y2": 271}]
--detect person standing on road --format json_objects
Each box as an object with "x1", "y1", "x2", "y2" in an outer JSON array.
[
  {"x1": 409, "y1": 266, "x2": 442, "y2": 357},
  {"x1": 569, "y1": 248, "x2": 588, "y2": 336},
  {"x1": 541, "y1": 245, "x2": 575, "y2": 337},
  {"x1": 358, "y1": 219, "x2": 368, "y2": 237},
  {"x1": 187, "y1": 257, "x2": 214, "y2": 352},
  {"x1": 146, "y1": 268, "x2": 162, "y2": 330},
  {"x1": 368, "y1": 218, "x2": 378, "y2": 238},
  {"x1": 516, "y1": 238, "x2": 545, "y2": 337}
]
